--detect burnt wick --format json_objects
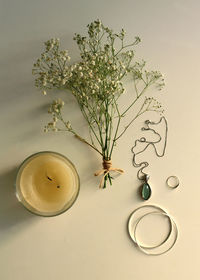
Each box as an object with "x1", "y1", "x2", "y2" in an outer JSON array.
[
  {"x1": 57, "y1": 186, "x2": 60, "y2": 188},
  {"x1": 46, "y1": 175, "x2": 53, "y2": 181}
]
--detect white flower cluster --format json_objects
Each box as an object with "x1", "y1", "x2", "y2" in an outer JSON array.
[
  {"x1": 33, "y1": 38, "x2": 71, "y2": 93},
  {"x1": 44, "y1": 99, "x2": 72, "y2": 132},
  {"x1": 130, "y1": 61, "x2": 165, "y2": 90},
  {"x1": 33, "y1": 21, "x2": 145, "y2": 110},
  {"x1": 68, "y1": 54, "x2": 125, "y2": 104},
  {"x1": 33, "y1": 19, "x2": 165, "y2": 175},
  {"x1": 143, "y1": 97, "x2": 164, "y2": 114}
]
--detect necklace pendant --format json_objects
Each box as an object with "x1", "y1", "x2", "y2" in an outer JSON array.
[
  {"x1": 141, "y1": 182, "x2": 151, "y2": 200},
  {"x1": 141, "y1": 175, "x2": 151, "y2": 200}
]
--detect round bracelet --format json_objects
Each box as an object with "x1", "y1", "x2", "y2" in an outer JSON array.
[
  {"x1": 166, "y1": 175, "x2": 179, "y2": 189},
  {"x1": 128, "y1": 205, "x2": 172, "y2": 249},
  {"x1": 134, "y1": 211, "x2": 178, "y2": 256}
]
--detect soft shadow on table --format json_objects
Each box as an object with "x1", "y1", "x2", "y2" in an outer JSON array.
[{"x1": 0, "y1": 167, "x2": 38, "y2": 244}]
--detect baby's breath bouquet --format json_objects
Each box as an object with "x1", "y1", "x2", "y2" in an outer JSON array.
[{"x1": 32, "y1": 20, "x2": 164, "y2": 188}]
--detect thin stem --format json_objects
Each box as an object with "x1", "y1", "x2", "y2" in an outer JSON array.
[
  {"x1": 78, "y1": 95, "x2": 105, "y2": 150},
  {"x1": 58, "y1": 110, "x2": 103, "y2": 155},
  {"x1": 107, "y1": 103, "x2": 115, "y2": 156},
  {"x1": 57, "y1": 128, "x2": 103, "y2": 156},
  {"x1": 74, "y1": 134, "x2": 103, "y2": 156},
  {"x1": 70, "y1": 84, "x2": 104, "y2": 149},
  {"x1": 114, "y1": 42, "x2": 137, "y2": 57},
  {"x1": 104, "y1": 98, "x2": 110, "y2": 158},
  {"x1": 109, "y1": 99, "x2": 121, "y2": 158},
  {"x1": 133, "y1": 78, "x2": 139, "y2": 98},
  {"x1": 121, "y1": 84, "x2": 148, "y2": 117},
  {"x1": 114, "y1": 100, "x2": 148, "y2": 141},
  {"x1": 80, "y1": 107, "x2": 103, "y2": 147},
  {"x1": 89, "y1": 126, "x2": 95, "y2": 147}
]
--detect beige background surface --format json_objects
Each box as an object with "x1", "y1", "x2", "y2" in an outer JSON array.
[{"x1": 0, "y1": 0, "x2": 200, "y2": 279}]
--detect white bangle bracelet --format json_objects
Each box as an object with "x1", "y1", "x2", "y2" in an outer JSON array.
[
  {"x1": 134, "y1": 211, "x2": 178, "y2": 256},
  {"x1": 128, "y1": 205, "x2": 178, "y2": 255},
  {"x1": 128, "y1": 205, "x2": 172, "y2": 249}
]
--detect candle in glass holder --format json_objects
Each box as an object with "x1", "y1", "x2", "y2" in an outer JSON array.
[{"x1": 16, "y1": 151, "x2": 80, "y2": 216}]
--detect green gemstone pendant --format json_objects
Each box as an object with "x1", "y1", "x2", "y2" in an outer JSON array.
[{"x1": 141, "y1": 182, "x2": 152, "y2": 200}]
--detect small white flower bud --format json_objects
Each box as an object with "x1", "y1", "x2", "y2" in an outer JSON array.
[
  {"x1": 62, "y1": 79, "x2": 66, "y2": 85},
  {"x1": 65, "y1": 121, "x2": 71, "y2": 130}
]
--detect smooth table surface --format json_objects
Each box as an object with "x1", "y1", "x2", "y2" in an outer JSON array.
[{"x1": 0, "y1": 0, "x2": 200, "y2": 279}]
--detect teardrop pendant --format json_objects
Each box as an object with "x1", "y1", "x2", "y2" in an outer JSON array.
[{"x1": 141, "y1": 182, "x2": 151, "y2": 200}]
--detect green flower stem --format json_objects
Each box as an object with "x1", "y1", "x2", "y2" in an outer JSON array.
[
  {"x1": 121, "y1": 84, "x2": 148, "y2": 117},
  {"x1": 114, "y1": 40, "x2": 139, "y2": 57},
  {"x1": 103, "y1": 173, "x2": 112, "y2": 189},
  {"x1": 58, "y1": 113, "x2": 103, "y2": 156},
  {"x1": 107, "y1": 103, "x2": 115, "y2": 157},
  {"x1": 74, "y1": 134, "x2": 103, "y2": 156},
  {"x1": 103, "y1": 174, "x2": 108, "y2": 189},
  {"x1": 115, "y1": 97, "x2": 163, "y2": 141},
  {"x1": 80, "y1": 107, "x2": 103, "y2": 147},
  {"x1": 108, "y1": 173, "x2": 112, "y2": 185},
  {"x1": 78, "y1": 96, "x2": 105, "y2": 150},
  {"x1": 109, "y1": 100, "x2": 121, "y2": 158},
  {"x1": 115, "y1": 114, "x2": 139, "y2": 141},
  {"x1": 71, "y1": 88, "x2": 103, "y2": 148},
  {"x1": 104, "y1": 98, "x2": 110, "y2": 158}
]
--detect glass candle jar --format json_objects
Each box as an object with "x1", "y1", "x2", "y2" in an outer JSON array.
[{"x1": 15, "y1": 151, "x2": 80, "y2": 217}]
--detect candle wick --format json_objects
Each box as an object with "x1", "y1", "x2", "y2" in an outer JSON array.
[
  {"x1": 57, "y1": 186, "x2": 60, "y2": 188},
  {"x1": 46, "y1": 175, "x2": 53, "y2": 181}
]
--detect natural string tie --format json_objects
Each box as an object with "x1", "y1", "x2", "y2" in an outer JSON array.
[{"x1": 94, "y1": 159, "x2": 124, "y2": 188}]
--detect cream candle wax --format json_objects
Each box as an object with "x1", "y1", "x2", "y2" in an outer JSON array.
[{"x1": 16, "y1": 152, "x2": 80, "y2": 216}]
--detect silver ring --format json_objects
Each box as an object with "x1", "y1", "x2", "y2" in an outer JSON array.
[
  {"x1": 128, "y1": 205, "x2": 172, "y2": 249},
  {"x1": 166, "y1": 176, "x2": 179, "y2": 189},
  {"x1": 134, "y1": 211, "x2": 178, "y2": 256}
]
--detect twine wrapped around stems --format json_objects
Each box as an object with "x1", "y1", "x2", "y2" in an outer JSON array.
[{"x1": 94, "y1": 159, "x2": 124, "y2": 188}]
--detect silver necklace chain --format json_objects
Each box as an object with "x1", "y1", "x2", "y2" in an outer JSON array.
[{"x1": 131, "y1": 116, "x2": 168, "y2": 180}]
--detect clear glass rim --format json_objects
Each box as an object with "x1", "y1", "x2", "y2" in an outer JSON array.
[{"x1": 15, "y1": 151, "x2": 80, "y2": 217}]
